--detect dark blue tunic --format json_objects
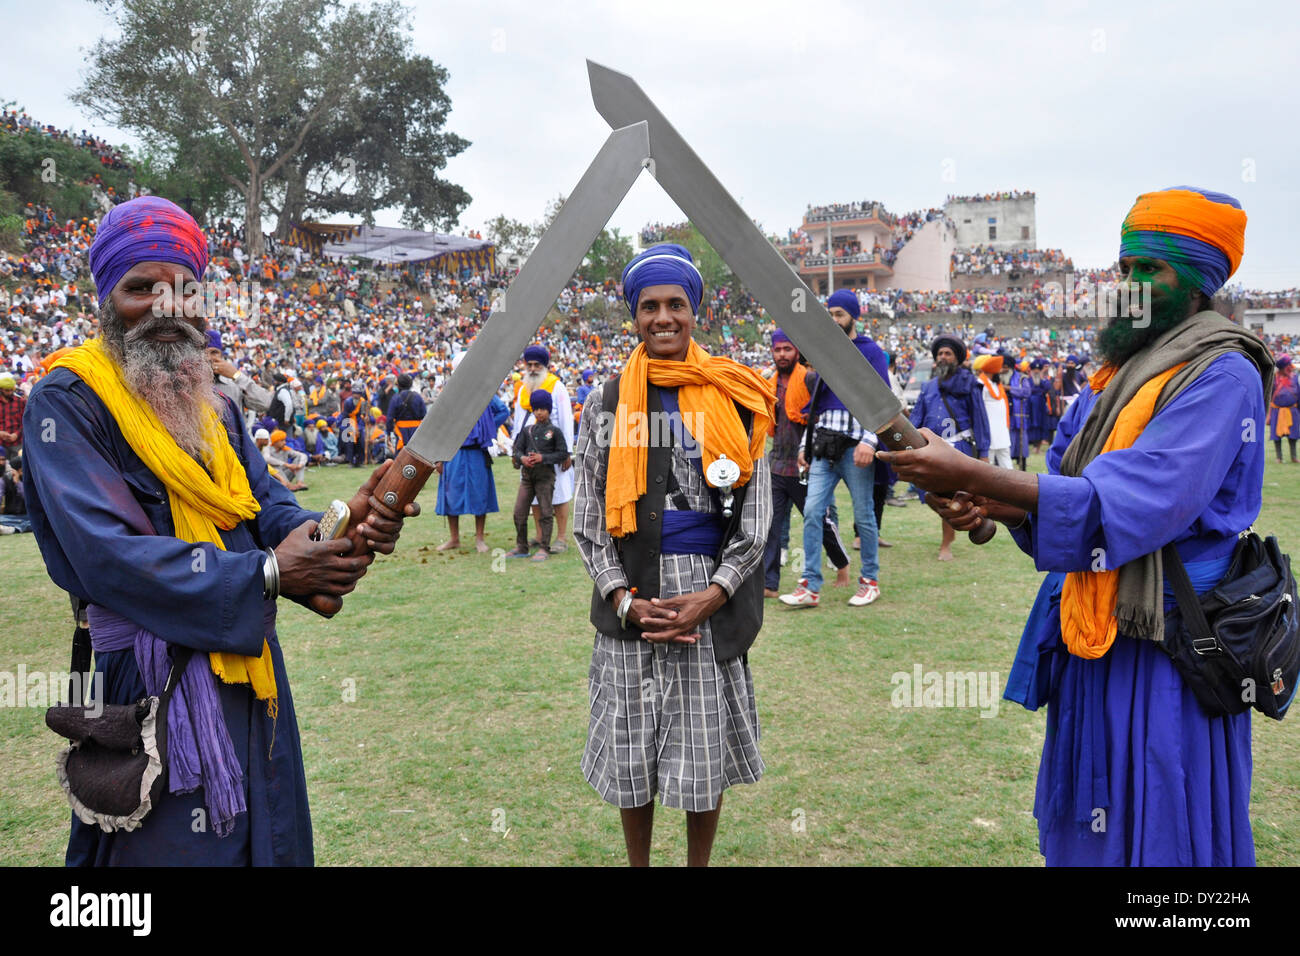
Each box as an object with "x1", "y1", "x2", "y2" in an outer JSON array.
[
  {"x1": 909, "y1": 367, "x2": 991, "y2": 459},
  {"x1": 23, "y1": 368, "x2": 320, "y2": 866},
  {"x1": 1005, "y1": 352, "x2": 1263, "y2": 865}
]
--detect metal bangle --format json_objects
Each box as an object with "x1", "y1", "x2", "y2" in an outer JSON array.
[
  {"x1": 616, "y1": 591, "x2": 633, "y2": 630},
  {"x1": 263, "y1": 548, "x2": 280, "y2": 600}
]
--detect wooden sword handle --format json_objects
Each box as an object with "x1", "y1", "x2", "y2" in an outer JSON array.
[
  {"x1": 302, "y1": 448, "x2": 438, "y2": 618},
  {"x1": 875, "y1": 412, "x2": 997, "y2": 545}
]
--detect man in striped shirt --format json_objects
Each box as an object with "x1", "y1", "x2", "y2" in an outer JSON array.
[{"x1": 780, "y1": 290, "x2": 888, "y2": 609}]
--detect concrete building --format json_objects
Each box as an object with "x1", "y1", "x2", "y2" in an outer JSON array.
[
  {"x1": 945, "y1": 195, "x2": 1036, "y2": 251},
  {"x1": 881, "y1": 218, "x2": 954, "y2": 293},
  {"x1": 1242, "y1": 307, "x2": 1300, "y2": 337},
  {"x1": 781, "y1": 202, "x2": 895, "y2": 293}
]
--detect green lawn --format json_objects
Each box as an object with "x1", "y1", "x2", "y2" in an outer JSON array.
[{"x1": 3, "y1": 453, "x2": 1299, "y2": 865}]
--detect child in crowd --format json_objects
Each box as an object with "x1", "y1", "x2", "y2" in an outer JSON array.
[{"x1": 508, "y1": 389, "x2": 569, "y2": 562}]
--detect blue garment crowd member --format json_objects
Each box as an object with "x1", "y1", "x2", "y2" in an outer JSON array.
[
  {"x1": 23, "y1": 196, "x2": 417, "y2": 866},
  {"x1": 909, "y1": 334, "x2": 990, "y2": 561},
  {"x1": 435, "y1": 390, "x2": 510, "y2": 553},
  {"x1": 779, "y1": 290, "x2": 888, "y2": 609},
  {"x1": 1007, "y1": 358, "x2": 1033, "y2": 469},
  {"x1": 880, "y1": 186, "x2": 1271, "y2": 866}
]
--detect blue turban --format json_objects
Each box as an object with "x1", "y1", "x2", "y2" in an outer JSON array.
[
  {"x1": 88, "y1": 196, "x2": 209, "y2": 304},
  {"x1": 771, "y1": 328, "x2": 792, "y2": 345},
  {"x1": 529, "y1": 388, "x2": 553, "y2": 412},
  {"x1": 523, "y1": 345, "x2": 549, "y2": 366},
  {"x1": 621, "y1": 243, "x2": 703, "y2": 315},
  {"x1": 826, "y1": 289, "x2": 860, "y2": 319},
  {"x1": 1118, "y1": 186, "x2": 1246, "y2": 297},
  {"x1": 204, "y1": 329, "x2": 223, "y2": 352}
]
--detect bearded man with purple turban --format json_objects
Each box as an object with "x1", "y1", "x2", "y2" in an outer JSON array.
[
  {"x1": 881, "y1": 187, "x2": 1276, "y2": 866},
  {"x1": 23, "y1": 197, "x2": 416, "y2": 865}
]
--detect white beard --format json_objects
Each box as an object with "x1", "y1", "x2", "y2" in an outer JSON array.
[
  {"x1": 522, "y1": 368, "x2": 548, "y2": 393},
  {"x1": 103, "y1": 305, "x2": 221, "y2": 459}
]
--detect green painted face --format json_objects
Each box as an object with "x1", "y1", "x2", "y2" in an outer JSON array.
[{"x1": 1096, "y1": 255, "x2": 1197, "y2": 365}]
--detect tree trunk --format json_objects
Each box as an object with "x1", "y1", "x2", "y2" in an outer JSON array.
[
  {"x1": 245, "y1": 170, "x2": 264, "y2": 258},
  {"x1": 275, "y1": 164, "x2": 308, "y2": 239}
]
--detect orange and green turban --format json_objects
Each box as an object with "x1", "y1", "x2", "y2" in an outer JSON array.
[{"x1": 1118, "y1": 186, "x2": 1246, "y2": 297}]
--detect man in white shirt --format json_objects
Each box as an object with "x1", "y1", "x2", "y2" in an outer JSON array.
[{"x1": 973, "y1": 354, "x2": 1013, "y2": 469}]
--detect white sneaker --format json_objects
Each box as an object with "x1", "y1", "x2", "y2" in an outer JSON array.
[{"x1": 848, "y1": 578, "x2": 880, "y2": 607}]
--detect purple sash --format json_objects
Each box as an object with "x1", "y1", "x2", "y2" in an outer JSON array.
[{"x1": 87, "y1": 602, "x2": 277, "y2": 837}]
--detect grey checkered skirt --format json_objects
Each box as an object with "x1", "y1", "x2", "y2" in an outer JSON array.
[{"x1": 581, "y1": 551, "x2": 764, "y2": 813}]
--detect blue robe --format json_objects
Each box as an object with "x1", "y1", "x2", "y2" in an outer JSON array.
[
  {"x1": 436, "y1": 396, "x2": 509, "y2": 517},
  {"x1": 910, "y1": 367, "x2": 991, "y2": 459},
  {"x1": 23, "y1": 368, "x2": 320, "y2": 866},
  {"x1": 1007, "y1": 371, "x2": 1032, "y2": 459},
  {"x1": 1005, "y1": 352, "x2": 1264, "y2": 866}
]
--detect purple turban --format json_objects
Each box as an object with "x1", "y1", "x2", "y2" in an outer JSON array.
[
  {"x1": 826, "y1": 289, "x2": 861, "y2": 319},
  {"x1": 621, "y1": 243, "x2": 703, "y2": 315},
  {"x1": 771, "y1": 328, "x2": 792, "y2": 346},
  {"x1": 204, "y1": 329, "x2": 223, "y2": 352},
  {"x1": 88, "y1": 196, "x2": 209, "y2": 304},
  {"x1": 529, "y1": 388, "x2": 553, "y2": 412},
  {"x1": 1277, "y1": 355, "x2": 1292, "y2": 370},
  {"x1": 523, "y1": 345, "x2": 550, "y2": 366}
]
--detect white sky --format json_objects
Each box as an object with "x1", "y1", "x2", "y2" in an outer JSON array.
[{"x1": 3, "y1": 0, "x2": 1298, "y2": 288}]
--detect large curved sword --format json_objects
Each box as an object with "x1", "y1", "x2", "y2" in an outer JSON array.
[{"x1": 586, "y1": 60, "x2": 994, "y2": 544}]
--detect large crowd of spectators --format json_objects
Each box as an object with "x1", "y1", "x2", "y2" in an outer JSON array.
[
  {"x1": 951, "y1": 245, "x2": 1074, "y2": 276},
  {"x1": 946, "y1": 190, "x2": 1035, "y2": 204}
]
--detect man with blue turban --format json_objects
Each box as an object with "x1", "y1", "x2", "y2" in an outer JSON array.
[
  {"x1": 23, "y1": 196, "x2": 417, "y2": 865},
  {"x1": 574, "y1": 242, "x2": 774, "y2": 866},
  {"x1": 880, "y1": 187, "x2": 1275, "y2": 865},
  {"x1": 779, "y1": 288, "x2": 889, "y2": 608},
  {"x1": 511, "y1": 343, "x2": 575, "y2": 550}
]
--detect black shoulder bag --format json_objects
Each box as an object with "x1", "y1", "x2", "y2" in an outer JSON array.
[
  {"x1": 44, "y1": 597, "x2": 194, "y2": 832},
  {"x1": 1161, "y1": 532, "x2": 1299, "y2": 720}
]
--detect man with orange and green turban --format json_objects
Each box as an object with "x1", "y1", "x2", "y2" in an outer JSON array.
[{"x1": 879, "y1": 187, "x2": 1276, "y2": 865}]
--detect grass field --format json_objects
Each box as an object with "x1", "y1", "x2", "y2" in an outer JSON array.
[{"x1": 3, "y1": 453, "x2": 1299, "y2": 866}]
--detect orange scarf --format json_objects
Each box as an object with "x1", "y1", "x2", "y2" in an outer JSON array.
[
  {"x1": 768, "y1": 363, "x2": 811, "y2": 434},
  {"x1": 1059, "y1": 361, "x2": 1187, "y2": 658},
  {"x1": 606, "y1": 341, "x2": 774, "y2": 537},
  {"x1": 979, "y1": 373, "x2": 1010, "y2": 427},
  {"x1": 1271, "y1": 373, "x2": 1296, "y2": 436}
]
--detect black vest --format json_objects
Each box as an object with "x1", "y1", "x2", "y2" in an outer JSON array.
[{"x1": 588, "y1": 377, "x2": 764, "y2": 661}]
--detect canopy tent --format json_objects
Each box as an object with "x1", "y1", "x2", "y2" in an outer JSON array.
[{"x1": 288, "y1": 222, "x2": 495, "y2": 271}]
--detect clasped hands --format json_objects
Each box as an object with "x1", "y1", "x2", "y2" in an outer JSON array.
[{"x1": 611, "y1": 583, "x2": 727, "y2": 645}]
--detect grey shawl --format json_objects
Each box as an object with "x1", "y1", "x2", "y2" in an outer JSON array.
[{"x1": 1057, "y1": 311, "x2": 1273, "y2": 642}]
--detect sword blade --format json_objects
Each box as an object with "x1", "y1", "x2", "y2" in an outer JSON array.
[
  {"x1": 401, "y1": 121, "x2": 651, "y2": 464},
  {"x1": 587, "y1": 61, "x2": 902, "y2": 433}
]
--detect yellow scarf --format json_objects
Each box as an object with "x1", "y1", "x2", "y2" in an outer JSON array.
[
  {"x1": 52, "y1": 338, "x2": 278, "y2": 709},
  {"x1": 606, "y1": 341, "x2": 774, "y2": 537},
  {"x1": 518, "y1": 372, "x2": 559, "y2": 411},
  {"x1": 1059, "y1": 361, "x2": 1186, "y2": 659}
]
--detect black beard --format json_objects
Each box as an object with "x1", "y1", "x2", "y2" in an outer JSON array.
[
  {"x1": 99, "y1": 301, "x2": 219, "y2": 458},
  {"x1": 1095, "y1": 282, "x2": 1196, "y2": 366}
]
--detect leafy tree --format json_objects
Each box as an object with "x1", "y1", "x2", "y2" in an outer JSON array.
[
  {"x1": 484, "y1": 214, "x2": 539, "y2": 263},
  {"x1": 582, "y1": 227, "x2": 633, "y2": 285},
  {"x1": 75, "y1": 0, "x2": 469, "y2": 256},
  {"x1": 269, "y1": 47, "x2": 469, "y2": 233}
]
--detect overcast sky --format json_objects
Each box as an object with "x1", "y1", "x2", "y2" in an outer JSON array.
[{"x1": 4, "y1": 0, "x2": 1298, "y2": 288}]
